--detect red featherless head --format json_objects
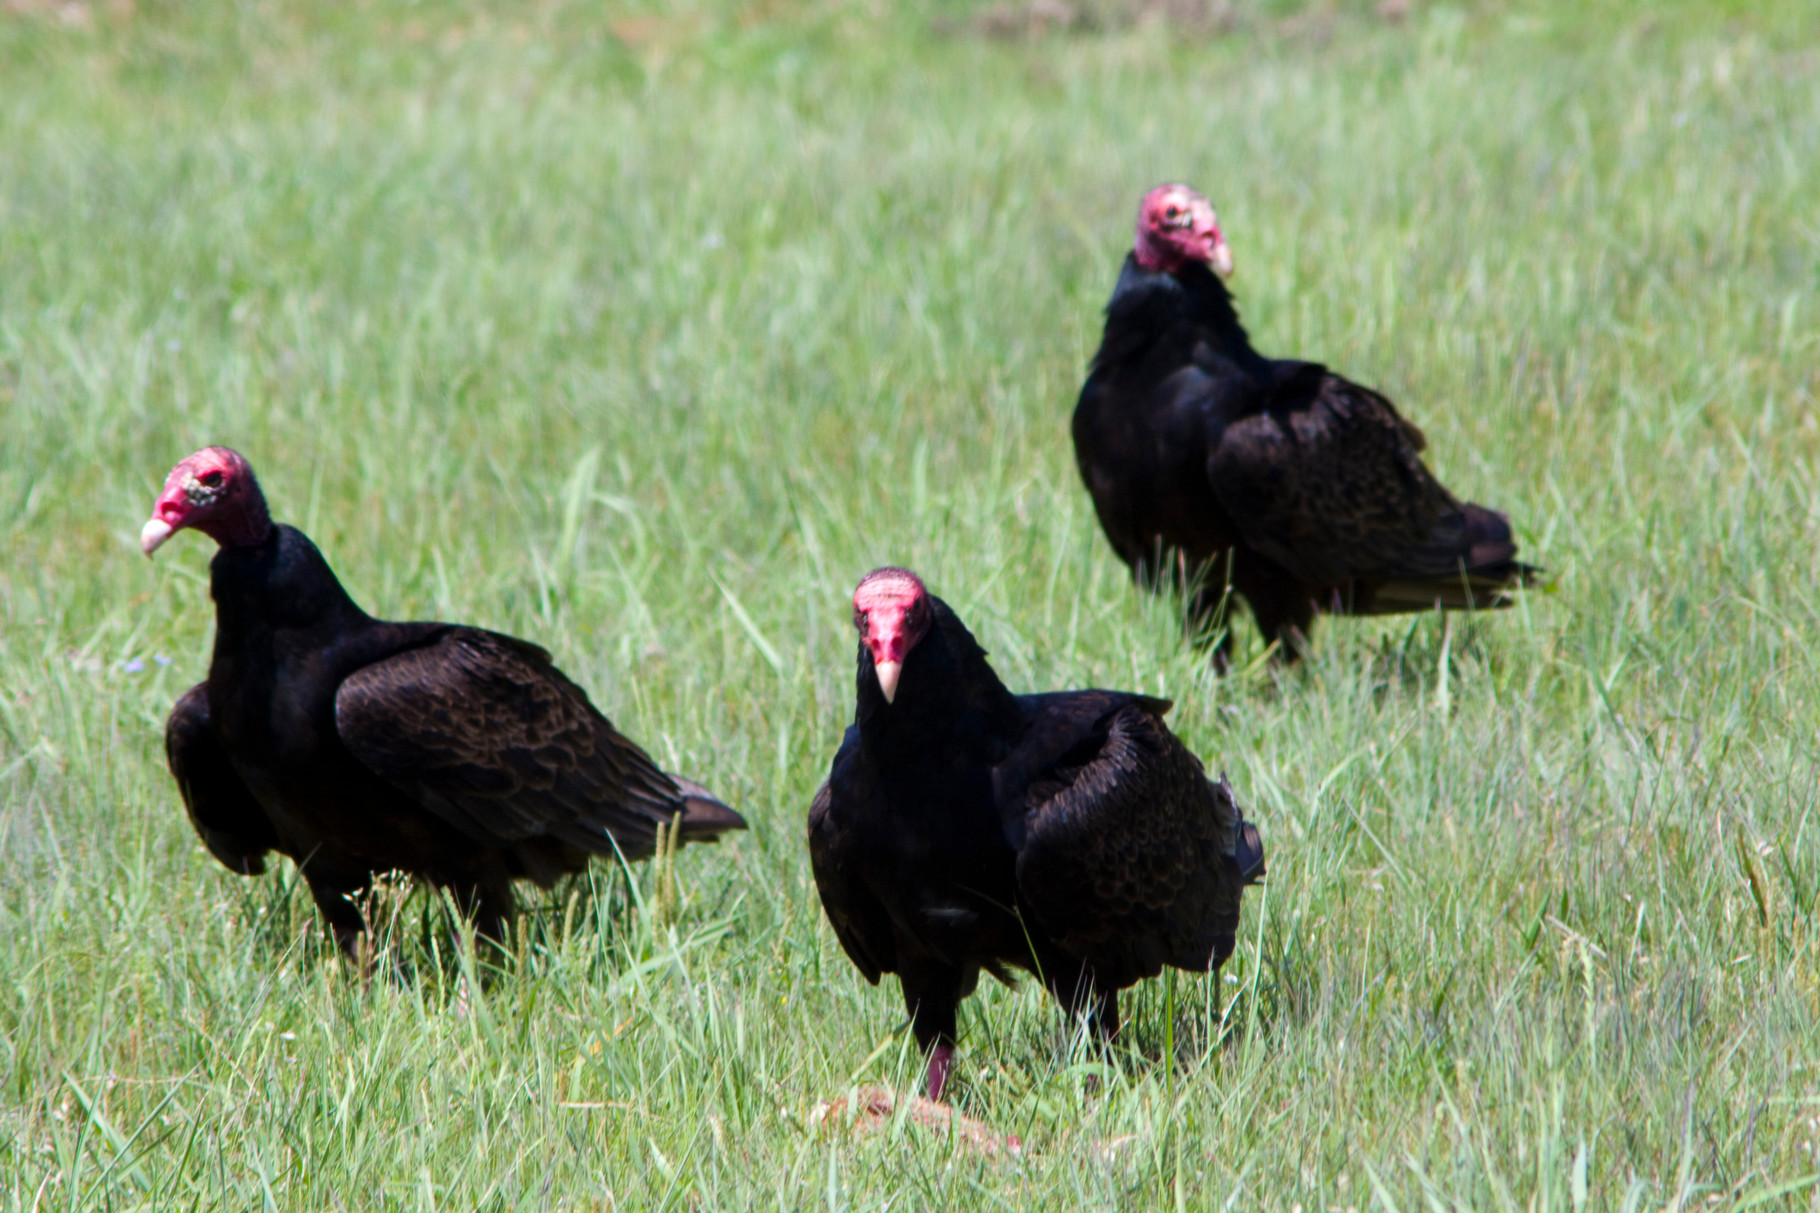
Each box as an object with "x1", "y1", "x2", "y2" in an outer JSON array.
[
  {"x1": 142, "y1": 446, "x2": 272, "y2": 556},
  {"x1": 852, "y1": 567, "x2": 934, "y2": 704},
  {"x1": 1134, "y1": 183, "x2": 1233, "y2": 277}
]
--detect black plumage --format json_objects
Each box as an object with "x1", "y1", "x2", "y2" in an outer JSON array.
[
  {"x1": 144, "y1": 447, "x2": 744, "y2": 955},
  {"x1": 808, "y1": 567, "x2": 1263, "y2": 1099},
  {"x1": 1074, "y1": 184, "x2": 1538, "y2": 662}
]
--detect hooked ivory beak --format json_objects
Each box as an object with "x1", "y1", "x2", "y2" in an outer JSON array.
[
  {"x1": 1211, "y1": 238, "x2": 1234, "y2": 277},
  {"x1": 874, "y1": 659, "x2": 902, "y2": 704},
  {"x1": 141, "y1": 517, "x2": 175, "y2": 556}
]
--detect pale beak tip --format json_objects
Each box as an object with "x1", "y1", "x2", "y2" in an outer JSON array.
[
  {"x1": 1212, "y1": 241, "x2": 1235, "y2": 277},
  {"x1": 140, "y1": 517, "x2": 174, "y2": 556},
  {"x1": 875, "y1": 659, "x2": 902, "y2": 704}
]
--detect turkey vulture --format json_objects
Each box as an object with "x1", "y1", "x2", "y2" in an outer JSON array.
[
  {"x1": 808, "y1": 567, "x2": 1264, "y2": 1100},
  {"x1": 1073, "y1": 183, "x2": 1538, "y2": 663},
  {"x1": 143, "y1": 447, "x2": 744, "y2": 956}
]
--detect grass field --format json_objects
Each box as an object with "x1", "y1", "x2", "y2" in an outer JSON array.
[{"x1": 3, "y1": 0, "x2": 1819, "y2": 1206}]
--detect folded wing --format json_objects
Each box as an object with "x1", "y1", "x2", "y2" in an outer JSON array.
[
  {"x1": 165, "y1": 682, "x2": 280, "y2": 874},
  {"x1": 807, "y1": 768, "x2": 896, "y2": 985},
  {"x1": 1006, "y1": 694, "x2": 1245, "y2": 989},
  {"x1": 1210, "y1": 364, "x2": 1536, "y2": 606},
  {"x1": 334, "y1": 628, "x2": 738, "y2": 862}
]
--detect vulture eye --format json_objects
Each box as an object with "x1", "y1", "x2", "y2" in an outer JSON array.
[
  {"x1": 201, "y1": 470, "x2": 224, "y2": 488},
  {"x1": 853, "y1": 608, "x2": 867, "y2": 633}
]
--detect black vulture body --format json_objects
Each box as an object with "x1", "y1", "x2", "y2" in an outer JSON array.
[
  {"x1": 167, "y1": 524, "x2": 743, "y2": 953},
  {"x1": 1074, "y1": 253, "x2": 1537, "y2": 661},
  {"x1": 808, "y1": 593, "x2": 1261, "y2": 1094}
]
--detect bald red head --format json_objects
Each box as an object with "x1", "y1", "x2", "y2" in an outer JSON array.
[
  {"x1": 142, "y1": 447, "x2": 273, "y2": 555},
  {"x1": 852, "y1": 567, "x2": 933, "y2": 704},
  {"x1": 1133, "y1": 184, "x2": 1234, "y2": 277}
]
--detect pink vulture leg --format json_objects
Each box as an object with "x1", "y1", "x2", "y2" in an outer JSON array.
[{"x1": 925, "y1": 1043, "x2": 956, "y2": 1102}]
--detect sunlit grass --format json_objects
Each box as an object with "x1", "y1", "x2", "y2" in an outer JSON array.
[{"x1": 1, "y1": 0, "x2": 1817, "y2": 1207}]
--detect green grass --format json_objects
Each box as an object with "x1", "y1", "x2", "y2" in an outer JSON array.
[{"x1": 3, "y1": 0, "x2": 1818, "y2": 1206}]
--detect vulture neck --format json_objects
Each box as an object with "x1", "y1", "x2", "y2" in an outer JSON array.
[
  {"x1": 209, "y1": 524, "x2": 372, "y2": 642},
  {"x1": 1104, "y1": 253, "x2": 1267, "y2": 370}
]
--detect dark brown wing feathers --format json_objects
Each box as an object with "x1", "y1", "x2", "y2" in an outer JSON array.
[
  {"x1": 1212, "y1": 370, "x2": 1536, "y2": 600},
  {"x1": 807, "y1": 779, "x2": 893, "y2": 984},
  {"x1": 165, "y1": 683, "x2": 279, "y2": 875},
  {"x1": 670, "y1": 776, "x2": 749, "y2": 842},
  {"x1": 335, "y1": 628, "x2": 742, "y2": 862},
  {"x1": 1009, "y1": 699, "x2": 1244, "y2": 989},
  {"x1": 992, "y1": 690, "x2": 1171, "y2": 847}
]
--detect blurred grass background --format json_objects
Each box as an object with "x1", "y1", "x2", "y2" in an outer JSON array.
[{"x1": 1, "y1": 0, "x2": 1817, "y2": 1206}]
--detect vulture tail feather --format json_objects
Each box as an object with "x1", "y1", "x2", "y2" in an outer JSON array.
[{"x1": 670, "y1": 777, "x2": 748, "y2": 842}]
